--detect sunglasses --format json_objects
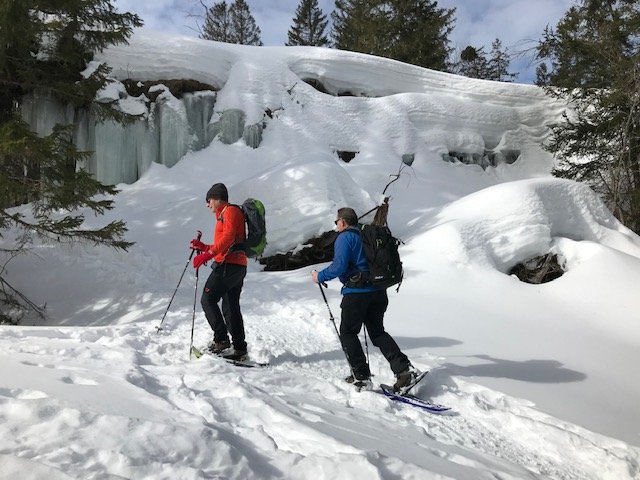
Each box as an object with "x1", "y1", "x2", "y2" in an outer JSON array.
[{"x1": 334, "y1": 219, "x2": 342, "y2": 225}]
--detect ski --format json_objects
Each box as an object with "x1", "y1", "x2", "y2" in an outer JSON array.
[
  {"x1": 379, "y1": 384, "x2": 451, "y2": 413},
  {"x1": 190, "y1": 346, "x2": 269, "y2": 368},
  {"x1": 225, "y1": 358, "x2": 270, "y2": 368},
  {"x1": 378, "y1": 371, "x2": 451, "y2": 413}
]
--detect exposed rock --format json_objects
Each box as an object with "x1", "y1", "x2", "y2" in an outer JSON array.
[
  {"x1": 122, "y1": 79, "x2": 217, "y2": 101},
  {"x1": 260, "y1": 231, "x2": 338, "y2": 271},
  {"x1": 302, "y1": 78, "x2": 330, "y2": 95},
  {"x1": 301, "y1": 77, "x2": 371, "y2": 97},
  {"x1": 509, "y1": 253, "x2": 565, "y2": 284},
  {"x1": 442, "y1": 149, "x2": 521, "y2": 169},
  {"x1": 336, "y1": 150, "x2": 359, "y2": 163}
]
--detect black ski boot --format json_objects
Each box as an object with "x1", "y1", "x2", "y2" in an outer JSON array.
[
  {"x1": 207, "y1": 340, "x2": 231, "y2": 354},
  {"x1": 393, "y1": 366, "x2": 421, "y2": 394},
  {"x1": 344, "y1": 374, "x2": 373, "y2": 392},
  {"x1": 221, "y1": 349, "x2": 248, "y2": 361}
]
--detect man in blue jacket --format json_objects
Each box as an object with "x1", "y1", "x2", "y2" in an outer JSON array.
[{"x1": 311, "y1": 207, "x2": 417, "y2": 391}]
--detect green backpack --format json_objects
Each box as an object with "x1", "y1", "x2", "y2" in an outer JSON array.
[
  {"x1": 224, "y1": 198, "x2": 267, "y2": 258},
  {"x1": 240, "y1": 198, "x2": 267, "y2": 258}
]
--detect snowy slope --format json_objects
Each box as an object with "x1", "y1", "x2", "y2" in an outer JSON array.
[{"x1": 1, "y1": 32, "x2": 640, "y2": 479}]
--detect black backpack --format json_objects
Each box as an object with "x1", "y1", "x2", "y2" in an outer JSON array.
[
  {"x1": 222, "y1": 199, "x2": 267, "y2": 258},
  {"x1": 359, "y1": 223, "x2": 403, "y2": 290}
]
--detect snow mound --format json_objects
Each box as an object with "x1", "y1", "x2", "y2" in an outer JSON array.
[{"x1": 416, "y1": 178, "x2": 640, "y2": 271}]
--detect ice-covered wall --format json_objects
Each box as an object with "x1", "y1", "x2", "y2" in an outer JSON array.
[
  {"x1": 21, "y1": 84, "x2": 266, "y2": 185},
  {"x1": 21, "y1": 87, "x2": 220, "y2": 185}
]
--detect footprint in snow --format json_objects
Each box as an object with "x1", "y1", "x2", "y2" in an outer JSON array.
[
  {"x1": 61, "y1": 374, "x2": 99, "y2": 386},
  {"x1": 0, "y1": 388, "x2": 49, "y2": 399}
]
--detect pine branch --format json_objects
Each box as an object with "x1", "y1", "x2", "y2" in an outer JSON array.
[{"x1": 0, "y1": 275, "x2": 45, "y2": 320}]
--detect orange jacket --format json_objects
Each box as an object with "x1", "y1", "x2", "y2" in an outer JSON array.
[{"x1": 206, "y1": 202, "x2": 247, "y2": 266}]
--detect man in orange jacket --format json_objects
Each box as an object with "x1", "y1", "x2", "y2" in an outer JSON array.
[{"x1": 191, "y1": 183, "x2": 248, "y2": 360}]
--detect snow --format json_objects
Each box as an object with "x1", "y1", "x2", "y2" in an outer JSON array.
[{"x1": 2, "y1": 31, "x2": 640, "y2": 479}]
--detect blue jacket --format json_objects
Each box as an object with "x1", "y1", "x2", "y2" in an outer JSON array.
[{"x1": 317, "y1": 226, "x2": 379, "y2": 295}]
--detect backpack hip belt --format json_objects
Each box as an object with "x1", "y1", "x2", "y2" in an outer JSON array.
[{"x1": 345, "y1": 270, "x2": 372, "y2": 288}]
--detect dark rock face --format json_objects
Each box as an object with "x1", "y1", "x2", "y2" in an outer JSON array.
[
  {"x1": 122, "y1": 79, "x2": 217, "y2": 101},
  {"x1": 509, "y1": 253, "x2": 565, "y2": 284},
  {"x1": 260, "y1": 231, "x2": 339, "y2": 271}
]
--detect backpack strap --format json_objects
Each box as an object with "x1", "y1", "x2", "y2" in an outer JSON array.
[
  {"x1": 340, "y1": 226, "x2": 372, "y2": 288},
  {"x1": 218, "y1": 204, "x2": 242, "y2": 222},
  {"x1": 219, "y1": 204, "x2": 246, "y2": 254},
  {"x1": 219, "y1": 203, "x2": 246, "y2": 256}
]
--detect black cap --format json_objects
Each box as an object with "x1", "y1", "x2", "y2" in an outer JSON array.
[{"x1": 206, "y1": 183, "x2": 228, "y2": 202}]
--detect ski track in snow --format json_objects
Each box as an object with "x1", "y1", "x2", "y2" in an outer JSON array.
[{"x1": 1, "y1": 270, "x2": 638, "y2": 480}]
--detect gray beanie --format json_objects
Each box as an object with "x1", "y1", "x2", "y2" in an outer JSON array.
[{"x1": 206, "y1": 183, "x2": 228, "y2": 202}]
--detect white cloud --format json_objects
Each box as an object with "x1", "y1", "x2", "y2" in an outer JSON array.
[{"x1": 115, "y1": 0, "x2": 196, "y2": 36}]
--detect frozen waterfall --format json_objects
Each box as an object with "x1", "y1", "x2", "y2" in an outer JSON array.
[{"x1": 21, "y1": 84, "x2": 262, "y2": 186}]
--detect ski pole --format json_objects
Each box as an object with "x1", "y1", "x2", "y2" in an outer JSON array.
[
  {"x1": 318, "y1": 282, "x2": 354, "y2": 377},
  {"x1": 189, "y1": 265, "x2": 200, "y2": 359},
  {"x1": 363, "y1": 328, "x2": 370, "y2": 366},
  {"x1": 156, "y1": 230, "x2": 202, "y2": 333}
]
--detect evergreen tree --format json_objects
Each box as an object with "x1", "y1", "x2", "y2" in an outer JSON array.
[
  {"x1": 487, "y1": 38, "x2": 517, "y2": 82},
  {"x1": 0, "y1": 0, "x2": 140, "y2": 322},
  {"x1": 202, "y1": 1, "x2": 233, "y2": 42},
  {"x1": 201, "y1": 0, "x2": 262, "y2": 46},
  {"x1": 535, "y1": 61, "x2": 551, "y2": 86},
  {"x1": 229, "y1": 0, "x2": 263, "y2": 46},
  {"x1": 456, "y1": 45, "x2": 490, "y2": 79},
  {"x1": 388, "y1": 0, "x2": 455, "y2": 70},
  {"x1": 332, "y1": 0, "x2": 455, "y2": 71},
  {"x1": 537, "y1": 0, "x2": 640, "y2": 232},
  {"x1": 455, "y1": 39, "x2": 517, "y2": 81},
  {"x1": 331, "y1": 0, "x2": 381, "y2": 54},
  {"x1": 287, "y1": 0, "x2": 330, "y2": 47}
]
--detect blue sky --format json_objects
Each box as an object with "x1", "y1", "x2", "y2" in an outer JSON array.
[{"x1": 114, "y1": 0, "x2": 575, "y2": 83}]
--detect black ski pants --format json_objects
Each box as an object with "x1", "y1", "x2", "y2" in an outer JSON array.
[
  {"x1": 201, "y1": 263, "x2": 247, "y2": 352},
  {"x1": 340, "y1": 290, "x2": 410, "y2": 380}
]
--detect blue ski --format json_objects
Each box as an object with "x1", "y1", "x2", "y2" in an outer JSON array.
[
  {"x1": 379, "y1": 371, "x2": 451, "y2": 413},
  {"x1": 380, "y1": 385, "x2": 451, "y2": 413}
]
